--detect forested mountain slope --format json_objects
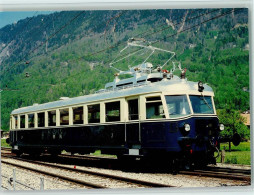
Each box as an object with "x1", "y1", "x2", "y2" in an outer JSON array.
[{"x1": 0, "y1": 8, "x2": 249, "y2": 130}]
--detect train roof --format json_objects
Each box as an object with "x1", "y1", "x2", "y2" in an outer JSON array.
[{"x1": 11, "y1": 76, "x2": 214, "y2": 115}]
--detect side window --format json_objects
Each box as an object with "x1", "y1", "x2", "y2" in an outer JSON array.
[
  {"x1": 88, "y1": 104, "x2": 100, "y2": 123},
  {"x1": 48, "y1": 110, "x2": 56, "y2": 126},
  {"x1": 105, "y1": 101, "x2": 120, "y2": 122},
  {"x1": 38, "y1": 112, "x2": 45, "y2": 127},
  {"x1": 20, "y1": 115, "x2": 25, "y2": 128},
  {"x1": 146, "y1": 96, "x2": 165, "y2": 119},
  {"x1": 14, "y1": 116, "x2": 18, "y2": 129},
  {"x1": 60, "y1": 108, "x2": 69, "y2": 125},
  {"x1": 28, "y1": 114, "x2": 34, "y2": 128},
  {"x1": 73, "y1": 106, "x2": 83, "y2": 124},
  {"x1": 128, "y1": 99, "x2": 139, "y2": 120}
]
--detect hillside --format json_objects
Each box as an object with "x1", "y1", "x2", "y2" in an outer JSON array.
[{"x1": 0, "y1": 8, "x2": 249, "y2": 130}]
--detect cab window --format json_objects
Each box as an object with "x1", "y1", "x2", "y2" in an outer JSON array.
[
  {"x1": 146, "y1": 96, "x2": 165, "y2": 119},
  {"x1": 165, "y1": 95, "x2": 191, "y2": 118}
]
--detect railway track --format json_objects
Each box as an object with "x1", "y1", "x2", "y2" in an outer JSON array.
[
  {"x1": 179, "y1": 169, "x2": 251, "y2": 182},
  {"x1": 1, "y1": 153, "x2": 174, "y2": 189},
  {"x1": 1, "y1": 147, "x2": 251, "y2": 184},
  {"x1": 205, "y1": 166, "x2": 251, "y2": 175},
  {"x1": 1, "y1": 159, "x2": 104, "y2": 189}
]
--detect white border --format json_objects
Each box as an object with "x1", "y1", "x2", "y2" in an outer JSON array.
[
  {"x1": 0, "y1": 0, "x2": 252, "y2": 11},
  {"x1": 0, "y1": 0, "x2": 253, "y2": 195}
]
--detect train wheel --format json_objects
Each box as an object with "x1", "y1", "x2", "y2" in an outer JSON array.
[
  {"x1": 50, "y1": 150, "x2": 61, "y2": 157},
  {"x1": 117, "y1": 154, "x2": 125, "y2": 162},
  {"x1": 28, "y1": 151, "x2": 40, "y2": 158},
  {"x1": 171, "y1": 158, "x2": 179, "y2": 174},
  {"x1": 194, "y1": 160, "x2": 208, "y2": 169},
  {"x1": 15, "y1": 151, "x2": 22, "y2": 157}
]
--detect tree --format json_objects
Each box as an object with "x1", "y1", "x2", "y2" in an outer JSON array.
[{"x1": 217, "y1": 109, "x2": 250, "y2": 141}]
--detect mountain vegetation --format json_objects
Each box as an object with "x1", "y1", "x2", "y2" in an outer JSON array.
[{"x1": 0, "y1": 8, "x2": 249, "y2": 138}]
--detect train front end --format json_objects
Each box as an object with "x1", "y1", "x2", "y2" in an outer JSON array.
[{"x1": 160, "y1": 80, "x2": 224, "y2": 168}]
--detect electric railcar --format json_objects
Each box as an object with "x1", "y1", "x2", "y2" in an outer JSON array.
[{"x1": 8, "y1": 39, "x2": 225, "y2": 167}]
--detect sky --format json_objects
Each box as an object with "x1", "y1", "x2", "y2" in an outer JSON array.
[{"x1": 0, "y1": 11, "x2": 54, "y2": 29}]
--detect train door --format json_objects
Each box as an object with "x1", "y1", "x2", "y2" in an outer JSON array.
[{"x1": 126, "y1": 97, "x2": 140, "y2": 154}]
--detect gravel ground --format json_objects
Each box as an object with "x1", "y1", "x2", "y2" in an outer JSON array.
[
  {"x1": 1, "y1": 163, "x2": 86, "y2": 191},
  {"x1": 214, "y1": 163, "x2": 251, "y2": 170},
  {"x1": 1, "y1": 158, "x2": 145, "y2": 189},
  {"x1": 1, "y1": 156, "x2": 250, "y2": 191}
]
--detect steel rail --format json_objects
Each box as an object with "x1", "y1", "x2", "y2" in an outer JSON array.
[
  {"x1": 1, "y1": 159, "x2": 105, "y2": 189},
  {"x1": 179, "y1": 170, "x2": 251, "y2": 182},
  {"x1": 1, "y1": 154, "x2": 174, "y2": 188},
  {"x1": 205, "y1": 167, "x2": 251, "y2": 175},
  {"x1": 1, "y1": 174, "x2": 36, "y2": 190}
]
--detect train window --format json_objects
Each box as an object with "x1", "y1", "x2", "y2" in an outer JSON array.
[
  {"x1": 146, "y1": 96, "x2": 165, "y2": 119},
  {"x1": 48, "y1": 110, "x2": 56, "y2": 126},
  {"x1": 146, "y1": 96, "x2": 161, "y2": 101},
  {"x1": 165, "y1": 95, "x2": 191, "y2": 118},
  {"x1": 20, "y1": 115, "x2": 25, "y2": 128},
  {"x1": 60, "y1": 108, "x2": 69, "y2": 125},
  {"x1": 105, "y1": 101, "x2": 120, "y2": 122},
  {"x1": 128, "y1": 99, "x2": 139, "y2": 120},
  {"x1": 38, "y1": 112, "x2": 45, "y2": 127},
  {"x1": 88, "y1": 104, "x2": 100, "y2": 123},
  {"x1": 10, "y1": 118, "x2": 12, "y2": 130},
  {"x1": 73, "y1": 106, "x2": 83, "y2": 124},
  {"x1": 189, "y1": 95, "x2": 214, "y2": 114},
  {"x1": 28, "y1": 114, "x2": 35, "y2": 128},
  {"x1": 14, "y1": 116, "x2": 18, "y2": 129}
]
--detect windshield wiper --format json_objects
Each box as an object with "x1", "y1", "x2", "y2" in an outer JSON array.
[{"x1": 199, "y1": 95, "x2": 213, "y2": 111}]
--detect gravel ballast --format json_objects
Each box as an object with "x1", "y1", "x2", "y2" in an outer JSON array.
[{"x1": 1, "y1": 156, "x2": 250, "y2": 191}]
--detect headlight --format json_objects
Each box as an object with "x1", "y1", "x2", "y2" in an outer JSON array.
[
  {"x1": 198, "y1": 81, "x2": 204, "y2": 92},
  {"x1": 219, "y1": 124, "x2": 224, "y2": 131},
  {"x1": 184, "y1": 124, "x2": 191, "y2": 132}
]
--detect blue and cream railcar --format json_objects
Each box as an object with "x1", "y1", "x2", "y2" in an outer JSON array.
[{"x1": 9, "y1": 72, "x2": 223, "y2": 166}]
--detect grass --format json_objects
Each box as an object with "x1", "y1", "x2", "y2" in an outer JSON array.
[
  {"x1": 90, "y1": 150, "x2": 116, "y2": 158},
  {"x1": 1, "y1": 138, "x2": 10, "y2": 147},
  {"x1": 216, "y1": 142, "x2": 251, "y2": 165},
  {"x1": 220, "y1": 142, "x2": 250, "y2": 151}
]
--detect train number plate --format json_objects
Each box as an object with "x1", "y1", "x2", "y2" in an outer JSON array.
[{"x1": 129, "y1": 149, "x2": 139, "y2": 155}]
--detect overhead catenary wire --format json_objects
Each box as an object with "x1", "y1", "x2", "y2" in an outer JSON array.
[
  {"x1": 1, "y1": 8, "x2": 241, "y2": 84},
  {"x1": 1, "y1": 8, "x2": 201, "y2": 77},
  {"x1": 3, "y1": 8, "x2": 202, "y2": 75},
  {"x1": 1, "y1": 11, "x2": 39, "y2": 51},
  {"x1": 1, "y1": 11, "x2": 86, "y2": 76},
  {"x1": 1, "y1": 10, "x2": 127, "y2": 77},
  {"x1": 138, "y1": 8, "x2": 221, "y2": 40},
  {"x1": 62, "y1": 8, "x2": 240, "y2": 82},
  {"x1": 104, "y1": 8, "x2": 243, "y2": 66},
  {"x1": 1, "y1": 10, "x2": 128, "y2": 91},
  {"x1": 104, "y1": 10, "x2": 128, "y2": 45},
  {"x1": 73, "y1": 8, "x2": 221, "y2": 65}
]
